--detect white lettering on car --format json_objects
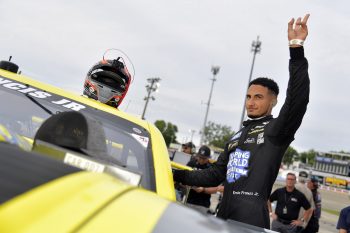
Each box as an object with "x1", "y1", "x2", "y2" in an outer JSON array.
[
  {"x1": 18, "y1": 87, "x2": 37, "y2": 93},
  {"x1": 3, "y1": 82, "x2": 27, "y2": 90},
  {"x1": 0, "y1": 77, "x2": 86, "y2": 111},
  {"x1": 28, "y1": 91, "x2": 52, "y2": 99},
  {"x1": 62, "y1": 102, "x2": 86, "y2": 111},
  {"x1": 0, "y1": 78, "x2": 11, "y2": 85}
]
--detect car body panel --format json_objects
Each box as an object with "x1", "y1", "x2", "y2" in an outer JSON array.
[
  {"x1": 171, "y1": 161, "x2": 192, "y2": 171},
  {"x1": 148, "y1": 124, "x2": 176, "y2": 200},
  {"x1": 78, "y1": 188, "x2": 170, "y2": 233},
  {"x1": 0, "y1": 171, "x2": 168, "y2": 233}
]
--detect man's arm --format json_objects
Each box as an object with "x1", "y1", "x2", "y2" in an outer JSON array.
[
  {"x1": 291, "y1": 191, "x2": 312, "y2": 227},
  {"x1": 173, "y1": 151, "x2": 228, "y2": 187},
  {"x1": 337, "y1": 208, "x2": 349, "y2": 233},
  {"x1": 268, "y1": 14, "x2": 310, "y2": 144},
  {"x1": 267, "y1": 200, "x2": 278, "y2": 220},
  {"x1": 267, "y1": 190, "x2": 279, "y2": 220}
]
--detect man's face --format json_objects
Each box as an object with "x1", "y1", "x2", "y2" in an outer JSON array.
[
  {"x1": 307, "y1": 180, "x2": 313, "y2": 190},
  {"x1": 182, "y1": 146, "x2": 192, "y2": 154},
  {"x1": 286, "y1": 174, "x2": 296, "y2": 188},
  {"x1": 197, "y1": 156, "x2": 209, "y2": 165},
  {"x1": 246, "y1": 84, "x2": 277, "y2": 118}
]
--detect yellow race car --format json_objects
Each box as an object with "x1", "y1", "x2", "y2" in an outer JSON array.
[{"x1": 0, "y1": 65, "x2": 174, "y2": 201}]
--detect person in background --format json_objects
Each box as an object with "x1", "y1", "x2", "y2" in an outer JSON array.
[
  {"x1": 186, "y1": 145, "x2": 212, "y2": 214},
  {"x1": 337, "y1": 206, "x2": 350, "y2": 233},
  {"x1": 268, "y1": 172, "x2": 312, "y2": 233},
  {"x1": 302, "y1": 178, "x2": 321, "y2": 233},
  {"x1": 181, "y1": 142, "x2": 196, "y2": 156},
  {"x1": 296, "y1": 171, "x2": 315, "y2": 228}
]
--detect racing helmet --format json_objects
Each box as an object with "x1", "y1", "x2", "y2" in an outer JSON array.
[{"x1": 83, "y1": 57, "x2": 132, "y2": 108}]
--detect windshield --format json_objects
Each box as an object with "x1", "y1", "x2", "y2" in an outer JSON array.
[{"x1": 0, "y1": 75, "x2": 155, "y2": 191}]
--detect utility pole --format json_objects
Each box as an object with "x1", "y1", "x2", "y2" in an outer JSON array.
[
  {"x1": 238, "y1": 36, "x2": 262, "y2": 129},
  {"x1": 189, "y1": 129, "x2": 196, "y2": 142},
  {"x1": 200, "y1": 66, "x2": 220, "y2": 146},
  {"x1": 141, "y1": 77, "x2": 161, "y2": 120}
]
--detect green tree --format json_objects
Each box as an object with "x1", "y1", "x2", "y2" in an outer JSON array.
[
  {"x1": 154, "y1": 120, "x2": 178, "y2": 147},
  {"x1": 282, "y1": 146, "x2": 299, "y2": 166},
  {"x1": 299, "y1": 149, "x2": 317, "y2": 165},
  {"x1": 203, "y1": 121, "x2": 235, "y2": 149}
]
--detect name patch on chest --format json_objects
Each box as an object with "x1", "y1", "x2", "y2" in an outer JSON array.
[{"x1": 226, "y1": 148, "x2": 251, "y2": 183}]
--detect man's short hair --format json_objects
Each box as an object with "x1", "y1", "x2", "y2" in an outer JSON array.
[
  {"x1": 249, "y1": 77, "x2": 279, "y2": 96},
  {"x1": 286, "y1": 172, "x2": 296, "y2": 179}
]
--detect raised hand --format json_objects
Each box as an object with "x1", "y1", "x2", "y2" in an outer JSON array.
[{"x1": 288, "y1": 14, "x2": 310, "y2": 42}]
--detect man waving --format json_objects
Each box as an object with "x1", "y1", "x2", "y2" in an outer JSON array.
[{"x1": 174, "y1": 14, "x2": 310, "y2": 229}]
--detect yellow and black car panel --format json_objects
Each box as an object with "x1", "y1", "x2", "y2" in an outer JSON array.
[
  {"x1": 0, "y1": 68, "x2": 175, "y2": 201},
  {"x1": 0, "y1": 143, "x2": 269, "y2": 233}
]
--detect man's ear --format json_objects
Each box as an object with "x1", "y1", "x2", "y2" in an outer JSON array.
[{"x1": 271, "y1": 99, "x2": 277, "y2": 107}]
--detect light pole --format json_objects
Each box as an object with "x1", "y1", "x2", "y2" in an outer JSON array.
[
  {"x1": 200, "y1": 66, "x2": 220, "y2": 146},
  {"x1": 189, "y1": 129, "x2": 196, "y2": 142},
  {"x1": 238, "y1": 36, "x2": 261, "y2": 129},
  {"x1": 141, "y1": 77, "x2": 161, "y2": 120}
]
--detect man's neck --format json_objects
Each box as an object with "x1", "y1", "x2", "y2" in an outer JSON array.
[
  {"x1": 248, "y1": 115, "x2": 269, "y2": 121},
  {"x1": 286, "y1": 186, "x2": 294, "y2": 192}
]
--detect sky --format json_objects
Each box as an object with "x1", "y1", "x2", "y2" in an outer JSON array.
[{"x1": 1, "y1": 0, "x2": 350, "y2": 153}]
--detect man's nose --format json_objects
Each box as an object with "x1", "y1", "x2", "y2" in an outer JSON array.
[{"x1": 246, "y1": 98, "x2": 254, "y2": 107}]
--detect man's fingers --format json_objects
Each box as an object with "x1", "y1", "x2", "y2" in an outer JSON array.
[
  {"x1": 288, "y1": 18, "x2": 294, "y2": 31},
  {"x1": 302, "y1": 14, "x2": 310, "y2": 25},
  {"x1": 296, "y1": 17, "x2": 302, "y2": 26}
]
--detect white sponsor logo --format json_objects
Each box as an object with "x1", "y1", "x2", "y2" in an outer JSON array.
[
  {"x1": 244, "y1": 138, "x2": 255, "y2": 144},
  {"x1": 64, "y1": 153, "x2": 105, "y2": 172},
  {"x1": 257, "y1": 132, "x2": 264, "y2": 144},
  {"x1": 133, "y1": 127, "x2": 142, "y2": 134},
  {"x1": 132, "y1": 134, "x2": 149, "y2": 148}
]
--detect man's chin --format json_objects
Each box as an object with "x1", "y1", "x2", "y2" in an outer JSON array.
[{"x1": 247, "y1": 114, "x2": 262, "y2": 119}]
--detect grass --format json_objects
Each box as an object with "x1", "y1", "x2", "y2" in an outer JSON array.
[{"x1": 322, "y1": 208, "x2": 340, "y2": 216}]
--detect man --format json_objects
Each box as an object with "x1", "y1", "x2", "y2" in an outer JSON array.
[
  {"x1": 186, "y1": 145, "x2": 213, "y2": 213},
  {"x1": 173, "y1": 14, "x2": 310, "y2": 228},
  {"x1": 296, "y1": 171, "x2": 315, "y2": 227},
  {"x1": 174, "y1": 142, "x2": 197, "y2": 200},
  {"x1": 268, "y1": 173, "x2": 312, "y2": 233},
  {"x1": 83, "y1": 57, "x2": 132, "y2": 109},
  {"x1": 303, "y1": 178, "x2": 321, "y2": 233},
  {"x1": 182, "y1": 142, "x2": 196, "y2": 156},
  {"x1": 337, "y1": 206, "x2": 350, "y2": 233}
]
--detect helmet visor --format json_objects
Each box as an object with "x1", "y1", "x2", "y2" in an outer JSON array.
[{"x1": 91, "y1": 70, "x2": 126, "y2": 93}]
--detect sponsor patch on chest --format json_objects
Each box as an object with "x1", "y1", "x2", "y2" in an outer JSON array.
[{"x1": 226, "y1": 148, "x2": 251, "y2": 183}]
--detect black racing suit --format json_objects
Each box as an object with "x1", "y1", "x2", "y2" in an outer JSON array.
[{"x1": 174, "y1": 47, "x2": 310, "y2": 229}]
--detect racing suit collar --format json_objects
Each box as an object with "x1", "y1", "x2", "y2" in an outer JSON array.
[{"x1": 242, "y1": 115, "x2": 273, "y2": 127}]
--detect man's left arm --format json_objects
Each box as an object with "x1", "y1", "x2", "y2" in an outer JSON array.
[
  {"x1": 291, "y1": 193, "x2": 311, "y2": 227},
  {"x1": 268, "y1": 14, "x2": 310, "y2": 144}
]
